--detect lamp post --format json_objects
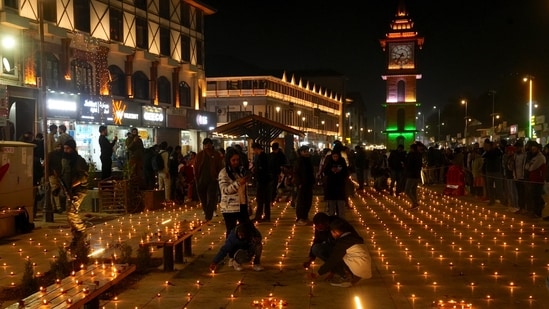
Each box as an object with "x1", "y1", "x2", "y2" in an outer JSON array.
[
  {"x1": 321, "y1": 120, "x2": 325, "y2": 142},
  {"x1": 433, "y1": 106, "x2": 441, "y2": 142},
  {"x1": 523, "y1": 76, "x2": 534, "y2": 139},
  {"x1": 346, "y1": 112, "x2": 350, "y2": 142},
  {"x1": 242, "y1": 100, "x2": 248, "y2": 114},
  {"x1": 297, "y1": 110, "x2": 301, "y2": 128},
  {"x1": 461, "y1": 99, "x2": 468, "y2": 144},
  {"x1": 275, "y1": 106, "x2": 280, "y2": 122},
  {"x1": 488, "y1": 90, "x2": 496, "y2": 140},
  {"x1": 360, "y1": 127, "x2": 364, "y2": 142}
]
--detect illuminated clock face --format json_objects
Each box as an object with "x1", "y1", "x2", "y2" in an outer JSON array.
[{"x1": 390, "y1": 44, "x2": 413, "y2": 66}]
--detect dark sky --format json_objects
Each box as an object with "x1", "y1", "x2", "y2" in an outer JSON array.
[{"x1": 203, "y1": 0, "x2": 549, "y2": 135}]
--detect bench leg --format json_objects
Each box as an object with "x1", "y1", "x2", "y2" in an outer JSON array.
[
  {"x1": 163, "y1": 245, "x2": 174, "y2": 271},
  {"x1": 175, "y1": 242, "x2": 183, "y2": 263},
  {"x1": 184, "y1": 237, "x2": 192, "y2": 257},
  {"x1": 83, "y1": 297, "x2": 100, "y2": 309}
]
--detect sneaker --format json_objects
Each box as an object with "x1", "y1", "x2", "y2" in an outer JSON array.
[
  {"x1": 410, "y1": 204, "x2": 419, "y2": 210},
  {"x1": 507, "y1": 207, "x2": 520, "y2": 213},
  {"x1": 232, "y1": 261, "x2": 243, "y2": 271},
  {"x1": 296, "y1": 219, "x2": 308, "y2": 226},
  {"x1": 253, "y1": 264, "x2": 264, "y2": 271},
  {"x1": 329, "y1": 276, "x2": 353, "y2": 288}
]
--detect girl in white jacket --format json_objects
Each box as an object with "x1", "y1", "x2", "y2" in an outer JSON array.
[{"x1": 218, "y1": 147, "x2": 252, "y2": 237}]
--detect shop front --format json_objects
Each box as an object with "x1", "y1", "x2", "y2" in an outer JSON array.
[
  {"x1": 74, "y1": 96, "x2": 113, "y2": 169},
  {"x1": 142, "y1": 105, "x2": 166, "y2": 145},
  {"x1": 45, "y1": 92, "x2": 79, "y2": 148},
  {"x1": 186, "y1": 109, "x2": 217, "y2": 150},
  {"x1": 166, "y1": 107, "x2": 193, "y2": 154}
]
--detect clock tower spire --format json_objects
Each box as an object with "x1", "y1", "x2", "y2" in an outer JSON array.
[{"x1": 379, "y1": 1, "x2": 424, "y2": 150}]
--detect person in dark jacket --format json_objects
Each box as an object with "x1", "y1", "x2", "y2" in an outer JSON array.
[
  {"x1": 388, "y1": 144, "x2": 406, "y2": 196},
  {"x1": 294, "y1": 146, "x2": 315, "y2": 225},
  {"x1": 323, "y1": 151, "x2": 349, "y2": 218},
  {"x1": 317, "y1": 217, "x2": 366, "y2": 287},
  {"x1": 404, "y1": 143, "x2": 423, "y2": 209},
  {"x1": 61, "y1": 139, "x2": 89, "y2": 248},
  {"x1": 251, "y1": 142, "x2": 271, "y2": 222},
  {"x1": 98, "y1": 125, "x2": 117, "y2": 180},
  {"x1": 303, "y1": 212, "x2": 337, "y2": 268},
  {"x1": 481, "y1": 141, "x2": 504, "y2": 205},
  {"x1": 268, "y1": 142, "x2": 287, "y2": 202},
  {"x1": 209, "y1": 222, "x2": 264, "y2": 272}
]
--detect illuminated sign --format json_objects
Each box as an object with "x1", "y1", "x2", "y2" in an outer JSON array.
[
  {"x1": 79, "y1": 99, "x2": 112, "y2": 122},
  {"x1": 47, "y1": 99, "x2": 77, "y2": 111},
  {"x1": 186, "y1": 110, "x2": 216, "y2": 130},
  {"x1": 196, "y1": 114, "x2": 208, "y2": 125},
  {"x1": 142, "y1": 106, "x2": 164, "y2": 123}
]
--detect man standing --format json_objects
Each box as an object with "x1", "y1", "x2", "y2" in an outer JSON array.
[
  {"x1": 251, "y1": 142, "x2": 270, "y2": 222},
  {"x1": 294, "y1": 146, "x2": 315, "y2": 225},
  {"x1": 525, "y1": 142, "x2": 546, "y2": 218},
  {"x1": 388, "y1": 144, "x2": 406, "y2": 196},
  {"x1": 57, "y1": 124, "x2": 73, "y2": 147},
  {"x1": 194, "y1": 138, "x2": 224, "y2": 221},
  {"x1": 405, "y1": 143, "x2": 423, "y2": 209},
  {"x1": 354, "y1": 145, "x2": 369, "y2": 191},
  {"x1": 268, "y1": 142, "x2": 287, "y2": 202},
  {"x1": 46, "y1": 124, "x2": 58, "y2": 154},
  {"x1": 60, "y1": 139, "x2": 89, "y2": 248},
  {"x1": 98, "y1": 125, "x2": 117, "y2": 180},
  {"x1": 157, "y1": 141, "x2": 171, "y2": 202},
  {"x1": 125, "y1": 128, "x2": 144, "y2": 186}
]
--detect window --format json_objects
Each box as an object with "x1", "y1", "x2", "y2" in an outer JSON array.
[
  {"x1": 195, "y1": 10, "x2": 203, "y2": 32},
  {"x1": 179, "y1": 82, "x2": 191, "y2": 107},
  {"x1": 107, "y1": 65, "x2": 125, "y2": 97},
  {"x1": 135, "y1": 0, "x2": 146, "y2": 10},
  {"x1": 70, "y1": 59, "x2": 93, "y2": 94},
  {"x1": 74, "y1": 0, "x2": 90, "y2": 33},
  {"x1": 157, "y1": 76, "x2": 171, "y2": 104},
  {"x1": 397, "y1": 108, "x2": 405, "y2": 131},
  {"x1": 136, "y1": 18, "x2": 148, "y2": 50},
  {"x1": 160, "y1": 27, "x2": 170, "y2": 56},
  {"x1": 159, "y1": 0, "x2": 170, "y2": 20},
  {"x1": 43, "y1": 0, "x2": 56, "y2": 22},
  {"x1": 181, "y1": 35, "x2": 190, "y2": 62},
  {"x1": 397, "y1": 80, "x2": 405, "y2": 102},
  {"x1": 180, "y1": 3, "x2": 190, "y2": 27},
  {"x1": 132, "y1": 71, "x2": 149, "y2": 100},
  {"x1": 4, "y1": 0, "x2": 17, "y2": 10},
  {"x1": 34, "y1": 52, "x2": 60, "y2": 89},
  {"x1": 196, "y1": 40, "x2": 203, "y2": 66},
  {"x1": 109, "y1": 8, "x2": 123, "y2": 42}
]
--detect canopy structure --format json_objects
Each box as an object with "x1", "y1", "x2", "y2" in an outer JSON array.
[{"x1": 212, "y1": 114, "x2": 304, "y2": 146}]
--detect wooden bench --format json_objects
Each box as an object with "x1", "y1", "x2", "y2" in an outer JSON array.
[
  {"x1": 141, "y1": 222, "x2": 206, "y2": 271},
  {"x1": 6, "y1": 263, "x2": 136, "y2": 309}
]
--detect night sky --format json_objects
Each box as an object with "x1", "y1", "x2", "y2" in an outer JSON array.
[{"x1": 203, "y1": 0, "x2": 549, "y2": 137}]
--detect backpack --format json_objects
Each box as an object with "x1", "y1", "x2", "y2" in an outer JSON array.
[{"x1": 152, "y1": 151, "x2": 165, "y2": 171}]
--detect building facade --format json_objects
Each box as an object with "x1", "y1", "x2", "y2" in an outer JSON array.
[
  {"x1": 0, "y1": 0, "x2": 214, "y2": 169},
  {"x1": 205, "y1": 73, "x2": 342, "y2": 151}
]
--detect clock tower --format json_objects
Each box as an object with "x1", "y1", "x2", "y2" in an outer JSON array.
[{"x1": 379, "y1": 0, "x2": 424, "y2": 150}]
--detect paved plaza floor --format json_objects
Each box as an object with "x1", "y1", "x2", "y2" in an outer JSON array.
[{"x1": 1, "y1": 185, "x2": 549, "y2": 308}]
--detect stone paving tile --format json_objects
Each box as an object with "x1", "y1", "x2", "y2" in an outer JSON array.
[{"x1": 3, "y1": 185, "x2": 549, "y2": 308}]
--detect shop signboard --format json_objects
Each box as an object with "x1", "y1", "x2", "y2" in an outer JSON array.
[
  {"x1": 166, "y1": 107, "x2": 188, "y2": 129},
  {"x1": 79, "y1": 97, "x2": 113, "y2": 123},
  {"x1": 112, "y1": 100, "x2": 141, "y2": 127},
  {"x1": 142, "y1": 105, "x2": 165, "y2": 127},
  {"x1": 186, "y1": 110, "x2": 217, "y2": 130},
  {"x1": 46, "y1": 93, "x2": 79, "y2": 119}
]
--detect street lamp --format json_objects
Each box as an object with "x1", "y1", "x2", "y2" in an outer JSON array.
[
  {"x1": 488, "y1": 90, "x2": 496, "y2": 140},
  {"x1": 523, "y1": 76, "x2": 534, "y2": 139},
  {"x1": 461, "y1": 99, "x2": 468, "y2": 143},
  {"x1": 433, "y1": 106, "x2": 441, "y2": 142},
  {"x1": 242, "y1": 100, "x2": 248, "y2": 112},
  {"x1": 275, "y1": 106, "x2": 280, "y2": 122}
]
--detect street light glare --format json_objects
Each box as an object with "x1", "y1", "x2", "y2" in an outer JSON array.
[{"x1": 1, "y1": 37, "x2": 15, "y2": 49}]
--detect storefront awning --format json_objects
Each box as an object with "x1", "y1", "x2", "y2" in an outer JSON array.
[{"x1": 212, "y1": 114, "x2": 304, "y2": 145}]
